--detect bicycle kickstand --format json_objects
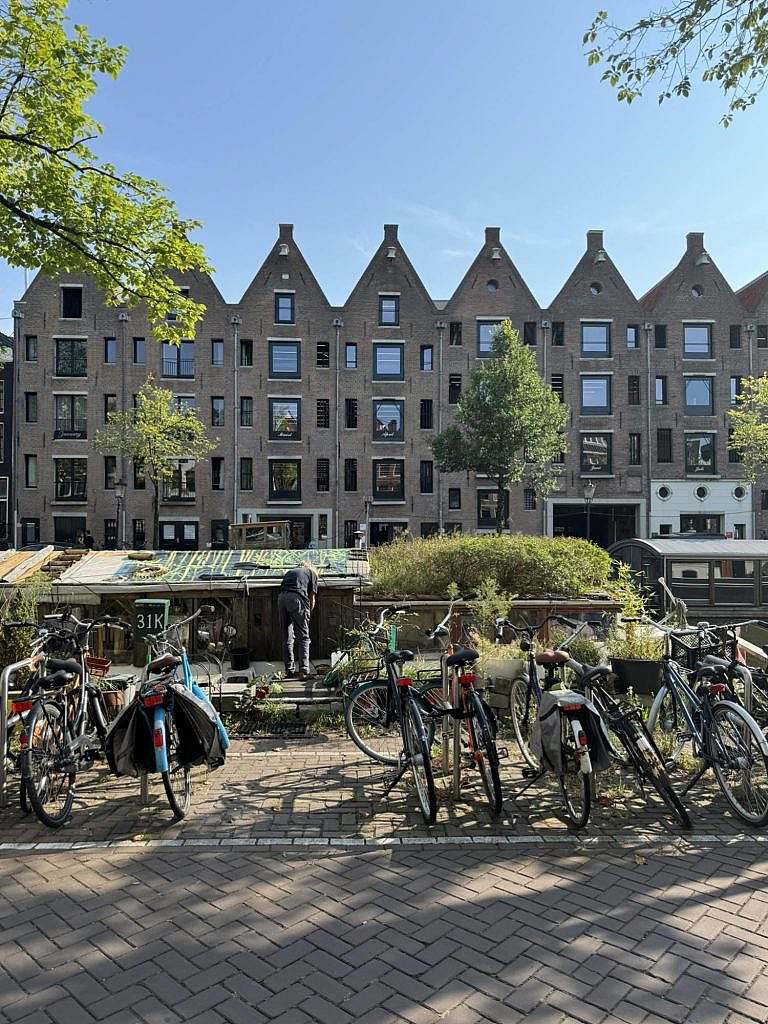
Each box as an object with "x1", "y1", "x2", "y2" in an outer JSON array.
[
  {"x1": 512, "y1": 767, "x2": 546, "y2": 804},
  {"x1": 681, "y1": 762, "x2": 709, "y2": 798},
  {"x1": 381, "y1": 754, "x2": 410, "y2": 800}
]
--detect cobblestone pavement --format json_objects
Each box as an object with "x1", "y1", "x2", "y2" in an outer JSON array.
[{"x1": 3, "y1": 840, "x2": 768, "y2": 1024}]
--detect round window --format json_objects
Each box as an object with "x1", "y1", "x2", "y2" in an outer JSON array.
[
  {"x1": 734, "y1": 485, "x2": 747, "y2": 500},
  {"x1": 486, "y1": 279, "x2": 498, "y2": 293},
  {"x1": 657, "y1": 486, "x2": 672, "y2": 500},
  {"x1": 695, "y1": 485, "x2": 709, "y2": 500},
  {"x1": 590, "y1": 282, "x2": 602, "y2": 295},
  {"x1": 691, "y1": 284, "x2": 704, "y2": 298}
]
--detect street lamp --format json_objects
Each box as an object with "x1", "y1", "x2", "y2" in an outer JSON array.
[
  {"x1": 114, "y1": 482, "x2": 126, "y2": 549},
  {"x1": 583, "y1": 481, "x2": 596, "y2": 542}
]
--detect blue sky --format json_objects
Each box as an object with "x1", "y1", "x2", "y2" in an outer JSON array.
[{"x1": 3, "y1": 0, "x2": 767, "y2": 316}]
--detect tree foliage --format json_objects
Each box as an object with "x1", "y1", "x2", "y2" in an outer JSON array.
[
  {"x1": 728, "y1": 373, "x2": 768, "y2": 480},
  {"x1": 0, "y1": 0, "x2": 210, "y2": 339},
  {"x1": 585, "y1": 2, "x2": 768, "y2": 125},
  {"x1": 94, "y1": 378, "x2": 216, "y2": 548},
  {"x1": 431, "y1": 321, "x2": 568, "y2": 533}
]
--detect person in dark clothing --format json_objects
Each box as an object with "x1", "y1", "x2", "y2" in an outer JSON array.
[
  {"x1": 277, "y1": 562, "x2": 319, "y2": 679},
  {"x1": 82, "y1": 531, "x2": 96, "y2": 550}
]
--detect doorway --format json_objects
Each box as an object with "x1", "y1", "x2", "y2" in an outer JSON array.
[
  {"x1": 552, "y1": 503, "x2": 638, "y2": 549},
  {"x1": 370, "y1": 521, "x2": 409, "y2": 546}
]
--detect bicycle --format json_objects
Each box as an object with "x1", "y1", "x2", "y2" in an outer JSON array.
[
  {"x1": 14, "y1": 611, "x2": 132, "y2": 828},
  {"x1": 642, "y1": 619, "x2": 768, "y2": 827}
]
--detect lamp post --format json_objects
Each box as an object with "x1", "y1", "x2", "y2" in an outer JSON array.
[
  {"x1": 583, "y1": 481, "x2": 596, "y2": 542},
  {"x1": 114, "y1": 482, "x2": 126, "y2": 549}
]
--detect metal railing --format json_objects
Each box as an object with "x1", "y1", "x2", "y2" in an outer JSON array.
[
  {"x1": 54, "y1": 418, "x2": 87, "y2": 439},
  {"x1": 0, "y1": 654, "x2": 44, "y2": 808},
  {"x1": 161, "y1": 358, "x2": 195, "y2": 378}
]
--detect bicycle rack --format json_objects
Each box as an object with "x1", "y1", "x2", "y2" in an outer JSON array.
[{"x1": 0, "y1": 654, "x2": 44, "y2": 808}]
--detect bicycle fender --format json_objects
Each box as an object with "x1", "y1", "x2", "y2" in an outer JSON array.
[
  {"x1": 189, "y1": 678, "x2": 231, "y2": 750},
  {"x1": 153, "y1": 705, "x2": 169, "y2": 773},
  {"x1": 718, "y1": 700, "x2": 768, "y2": 755}
]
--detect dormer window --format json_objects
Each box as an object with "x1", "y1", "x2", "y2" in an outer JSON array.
[{"x1": 378, "y1": 295, "x2": 399, "y2": 326}]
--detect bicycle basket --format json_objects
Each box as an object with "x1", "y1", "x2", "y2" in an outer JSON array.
[
  {"x1": 85, "y1": 655, "x2": 112, "y2": 679},
  {"x1": 669, "y1": 626, "x2": 738, "y2": 671}
]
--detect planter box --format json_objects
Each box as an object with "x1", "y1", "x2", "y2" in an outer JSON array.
[{"x1": 611, "y1": 657, "x2": 663, "y2": 696}]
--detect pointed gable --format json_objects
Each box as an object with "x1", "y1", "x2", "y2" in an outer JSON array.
[
  {"x1": 640, "y1": 232, "x2": 743, "y2": 319},
  {"x1": 239, "y1": 223, "x2": 330, "y2": 312},
  {"x1": 343, "y1": 224, "x2": 436, "y2": 319},
  {"x1": 445, "y1": 226, "x2": 540, "y2": 318},
  {"x1": 547, "y1": 230, "x2": 639, "y2": 313},
  {"x1": 738, "y1": 270, "x2": 768, "y2": 315}
]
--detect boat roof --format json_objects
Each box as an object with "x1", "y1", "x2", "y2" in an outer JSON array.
[{"x1": 610, "y1": 537, "x2": 768, "y2": 559}]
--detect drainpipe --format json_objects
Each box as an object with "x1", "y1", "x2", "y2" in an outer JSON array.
[
  {"x1": 118, "y1": 311, "x2": 129, "y2": 547},
  {"x1": 333, "y1": 317, "x2": 343, "y2": 546},
  {"x1": 435, "y1": 320, "x2": 446, "y2": 531},
  {"x1": 11, "y1": 306, "x2": 23, "y2": 548},
  {"x1": 746, "y1": 322, "x2": 756, "y2": 537},
  {"x1": 230, "y1": 315, "x2": 241, "y2": 530},
  {"x1": 540, "y1": 319, "x2": 550, "y2": 536},
  {"x1": 644, "y1": 321, "x2": 653, "y2": 537}
]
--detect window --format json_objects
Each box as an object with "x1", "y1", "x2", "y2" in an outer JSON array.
[
  {"x1": 162, "y1": 460, "x2": 195, "y2": 501},
  {"x1": 420, "y1": 399, "x2": 433, "y2": 430},
  {"x1": 319, "y1": 514, "x2": 328, "y2": 542},
  {"x1": 763, "y1": 490, "x2": 768, "y2": 511},
  {"x1": 275, "y1": 292, "x2": 295, "y2": 324},
  {"x1": 629, "y1": 433, "x2": 642, "y2": 466},
  {"x1": 104, "y1": 455, "x2": 118, "y2": 489},
  {"x1": 627, "y1": 376, "x2": 641, "y2": 406},
  {"x1": 239, "y1": 338, "x2": 253, "y2": 367},
  {"x1": 104, "y1": 337, "x2": 118, "y2": 365},
  {"x1": 523, "y1": 487, "x2": 537, "y2": 511},
  {"x1": 60, "y1": 286, "x2": 82, "y2": 319},
  {"x1": 211, "y1": 339, "x2": 224, "y2": 367},
  {"x1": 656, "y1": 426, "x2": 672, "y2": 461},
  {"x1": 344, "y1": 520, "x2": 358, "y2": 547},
  {"x1": 344, "y1": 458, "x2": 357, "y2": 491},
  {"x1": 158, "y1": 521, "x2": 198, "y2": 550},
  {"x1": 448, "y1": 487, "x2": 461, "y2": 510},
  {"x1": 345, "y1": 343, "x2": 358, "y2": 369},
  {"x1": 551, "y1": 321, "x2": 564, "y2": 347},
  {"x1": 378, "y1": 295, "x2": 399, "y2": 326},
  {"x1": 166, "y1": 287, "x2": 190, "y2": 323},
  {"x1": 239, "y1": 457, "x2": 253, "y2": 491},
  {"x1": 25, "y1": 335, "x2": 37, "y2": 361},
  {"x1": 239, "y1": 396, "x2": 253, "y2": 427},
  {"x1": 269, "y1": 398, "x2": 301, "y2": 440},
  {"x1": 420, "y1": 460, "x2": 434, "y2": 494},
  {"x1": 580, "y1": 433, "x2": 612, "y2": 474},
  {"x1": 211, "y1": 397, "x2": 225, "y2": 427},
  {"x1": 316, "y1": 458, "x2": 330, "y2": 493},
  {"x1": 730, "y1": 325, "x2": 742, "y2": 349},
  {"x1": 759, "y1": 325, "x2": 768, "y2": 349},
  {"x1": 373, "y1": 399, "x2": 404, "y2": 441},
  {"x1": 449, "y1": 322, "x2": 462, "y2": 346},
  {"x1": 659, "y1": 524, "x2": 672, "y2": 536},
  {"x1": 317, "y1": 398, "x2": 330, "y2": 428},
  {"x1": 372, "y1": 459, "x2": 404, "y2": 501},
  {"x1": 580, "y1": 375, "x2": 611, "y2": 415},
  {"x1": 655, "y1": 376, "x2": 668, "y2": 405},
  {"x1": 173, "y1": 395, "x2": 196, "y2": 414},
  {"x1": 211, "y1": 457, "x2": 224, "y2": 490},
  {"x1": 522, "y1": 321, "x2": 537, "y2": 347},
  {"x1": 627, "y1": 325, "x2": 639, "y2": 349},
  {"x1": 127, "y1": 338, "x2": 145, "y2": 368},
  {"x1": 345, "y1": 398, "x2": 358, "y2": 428},
  {"x1": 477, "y1": 321, "x2": 503, "y2": 356},
  {"x1": 734, "y1": 523, "x2": 746, "y2": 540},
  {"x1": 373, "y1": 343, "x2": 403, "y2": 380},
  {"x1": 730, "y1": 376, "x2": 743, "y2": 405},
  {"x1": 54, "y1": 516, "x2": 86, "y2": 544},
  {"x1": 269, "y1": 459, "x2": 301, "y2": 501},
  {"x1": 269, "y1": 341, "x2": 300, "y2": 379},
  {"x1": 681, "y1": 514, "x2": 723, "y2": 536},
  {"x1": 580, "y1": 322, "x2": 611, "y2": 356},
  {"x1": 421, "y1": 523, "x2": 439, "y2": 538},
  {"x1": 25, "y1": 392, "x2": 38, "y2": 423},
  {"x1": 104, "y1": 394, "x2": 116, "y2": 423},
  {"x1": 449, "y1": 375, "x2": 462, "y2": 404},
  {"x1": 24, "y1": 454, "x2": 37, "y2": 488},
  {"x1": 161, "y1": 340, "x2": 194, "y2": 378},
  {"x1": 654, "y1": 324, "x2": 667, "y2": 349},
  {"x1": 685, "y1": 433, "x2": 717, "y2": 475},
  {"x1": 477, "y1": 489, "x2": 509, "y2": 529},
  {"x1": 21, "y1": 519, "x2": 40, "y2": 545},
  {"x1": 133, "y1": 459, "x2": 145, "y2": 489},
  {"x1": 550, "y1": 375, "x2": 564, "y2": 402},
  {"x1": 683, "y1": 323, "x2": 712, "y2": 358},
  {"x1": 55, "y1": 338, "x2": 87, "y2": 377},
  {"x1": 55, "y1": 458, "x2": 87, "y2": 501},
  {"x1": 420, "y1": 345, "x2": 433, "y2": 371},
  {"x1": 728, "y1": 429, "x2": 742, "y2": 463},
  {"x1": 54, "y1": 394, "x2": 87, "y2": 439},
  {"x1": 684, "y1": 377, "x2": 714, "y2": 415},
  {"x1": 316, "y1": 341, "x2": 330, "y2": 368},
  {"x1": 211, "y1": 519, "x2": 229, "y2": 548}
]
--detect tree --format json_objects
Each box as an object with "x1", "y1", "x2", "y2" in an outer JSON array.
[
  {"x1": 585, "y1": 3, "x2": 768, "y2": 125},
  {"x1": 94, "y1": 378, "x2": 216, "y2": 549},
  {"x1": 728, "y1": 374, "x2": 768, "y2": 480},
  {"x1": 0, "y1": 0, "x2": 210, "y2": 340},
  {"x1": 432, "y1": 321, "x2": 568, "y2": 534}
]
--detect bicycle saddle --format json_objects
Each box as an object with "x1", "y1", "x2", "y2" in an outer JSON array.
[
  {"x1": 38, "y1": 669, "x2": 76, "y2": 689},
  {"x1": 698, "y1": 654, "x2": 731, "y2": 669},
  {"x1": 46, "y1": 657, "x2": 82, "y2": 677},
  {"x1": 446, "y1": 647, "x2": 479, "y2": 667},
  {"x1": 535, "y1": 650, "x2": 570, "y2": 666},
  {"x1": 147, "y1": 653, "x2": 182, "y2": 675},
  {"x1": 384, "y1": 649, "x2": 414, "y2": 665}
]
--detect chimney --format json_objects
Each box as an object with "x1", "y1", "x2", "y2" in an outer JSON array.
[
  {"x1": 485, "y1": 227, "x2": 501, "y2": 246},
  {"x1": 686, "y1": 231, "x2": 704, "y2": 253},
  {"x1": 586, "y1": 229, "x2": 604, "y2": 251},
  {"x1": 384, "y1": 224, "x2": 398, "y2": 243}
]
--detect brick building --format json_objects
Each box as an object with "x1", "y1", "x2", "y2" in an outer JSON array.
[{"x1": 10, "y1": 224, "x2": 767, "y2": 549}]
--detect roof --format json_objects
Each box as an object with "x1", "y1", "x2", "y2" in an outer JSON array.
[
  {"x1": 610, "y1": 538, "x2": 768, "y2": 559},
  {"x1": 737, "y1": 269, "x2": 768, "y2": 313},
  {"x1": 639, "y1": 268, "x2": 675, "y2": 311},
  {"x1": 50, "y1": 548, "x2": 369, "y2": 596}
]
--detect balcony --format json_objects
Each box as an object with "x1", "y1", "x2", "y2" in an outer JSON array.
[
  {"x1": 162, "y1": 483, "x2": 196, "y2": 503},
  {"x1": 162, "y1": 358, "x2": 195, "y2": 379},
  {"x1": 54, "y1": 419, "x2": 87, "y2": 440},
  {"x1": 54, "y1": 488, "x2": 87, "y2": 503}
]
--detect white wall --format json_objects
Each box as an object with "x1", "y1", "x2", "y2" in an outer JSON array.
[{"x1": 651, "y1": 479, "x2": 752, "y2": 537}]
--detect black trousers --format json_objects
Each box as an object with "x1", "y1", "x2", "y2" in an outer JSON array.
[{"x1": 277, "y1": 591, "x2": 311, "y2": 673}]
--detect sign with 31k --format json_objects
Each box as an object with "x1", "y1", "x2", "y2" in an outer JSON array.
[{"x1": 134, "y1": 599, "x2": 170, "y2": 639}]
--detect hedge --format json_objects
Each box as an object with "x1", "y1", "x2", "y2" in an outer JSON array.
[{"x1": 368, "y1": 533, "x2": 612, "y2": 599}]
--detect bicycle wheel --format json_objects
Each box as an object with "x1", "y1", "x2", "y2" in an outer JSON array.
[
  {"x1": 161, "y1": 711, "x2": 192, "y2": 820},
  {"x1": 587, "y1": 687, "x2": 630, "y2": 768},
  {"x1": 468, "y1": 690, "x2": 503, "y2": 816},
  {"x1": 708, "y1": 701, "x2": 768, "y2": 826},
  {"x1": 647, "y1": 685, "x2": 692, "y2": 766},
  {"x1": 346, "y1": 679, "x2": 436, "y2": 765},
  {"x1": 404, "y1": 699, "x2": 437, "y2": 826},
  {"x1": 558, "y1": 715, "x2": 591, "y2": 829},
  {"x1": 509, "y1": 676, "x2": 538, "y2": 768},
  {"x1": 621, "y1": 718, "x2": 691, "y2": 829},
  {"x1": 20, "y1": 700, "x2": 75, "y2": 828}
]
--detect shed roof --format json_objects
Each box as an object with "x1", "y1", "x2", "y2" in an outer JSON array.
[{"x1": 610, "y1": 538, "x2": 768, "y2": 559}]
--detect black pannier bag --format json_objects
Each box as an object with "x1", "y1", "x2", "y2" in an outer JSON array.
[
  {"x1": 105, "y1": 697, "x2": 155, "y2": 778},
  {"x1": 168, "y1": 683, "x2": 226, "y2": 770}
]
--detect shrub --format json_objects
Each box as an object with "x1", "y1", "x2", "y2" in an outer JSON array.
[{"x1": 368, "y1": 533, "x2": 611, "y2": 599}]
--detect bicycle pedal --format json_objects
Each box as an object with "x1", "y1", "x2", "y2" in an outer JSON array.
[
  {"x1": 521, "y1": 767, "x2": 539, "y2": 780},
  {"x1": 497, "y1": 747, "x2": 510, "y2": 760}
]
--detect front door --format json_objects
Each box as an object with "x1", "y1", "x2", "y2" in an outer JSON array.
[{"x1": 552, "y1": 504, "x2": 638, "y2": 549}]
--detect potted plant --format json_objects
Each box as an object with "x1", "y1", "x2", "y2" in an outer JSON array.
[
  {"x1": 608, "y1": 564, "x2": 664, "y2": 694},
  {"x1": 91, "y1": 675, "x2": 125, "y2": 717}
]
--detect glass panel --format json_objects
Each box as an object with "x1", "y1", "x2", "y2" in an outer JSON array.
[
  {"x1": 580, "y1": 433, "x2": 611, "y2": 473},
  {"x1": 581, "y1": 377, "x2": 609, "y2": 411},
  {"x1": 373, "y1": 400, "x2": 403, "y2": 441},
  {"x1": 374, "y1": 345, "x2": 402, "y2": 378},
  {"x1": 271, "y1": 460, "x2": 300, "y2": 498},
  {"x1": 270, "y1": 343, "x2": 299, "y2": 377},
  {"x1": 669, "y1": 562, "x2": 709, "y2": 605},
  {"x1": 581, "y1": 323, "x2": 610, "y2": 355},
  {"x1": 685, "y1": 377, "x2": 712, "y2": 412},
  {"x1": 270, "y1": 400, "x2": 300, "y2": 439},
  {"x1": 477, "y1": 322, "x2": 502, "y2": 354},
  {"x1": 684, "y1": 324, "x2": 711, "y2": 356},
  {"x1": 373, "y1": 460, "x2": 404, "y2": 500},
  {"x1": 685, "y1": 434, "x2": 716, "y2": 474},
  {"x1": 713, "y1": 560, "x2": 755, "y2": 606}
]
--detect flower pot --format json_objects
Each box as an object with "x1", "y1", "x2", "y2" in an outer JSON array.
[{"x1": 610, "y1": 657, "x2": 663, "y2": 696}]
